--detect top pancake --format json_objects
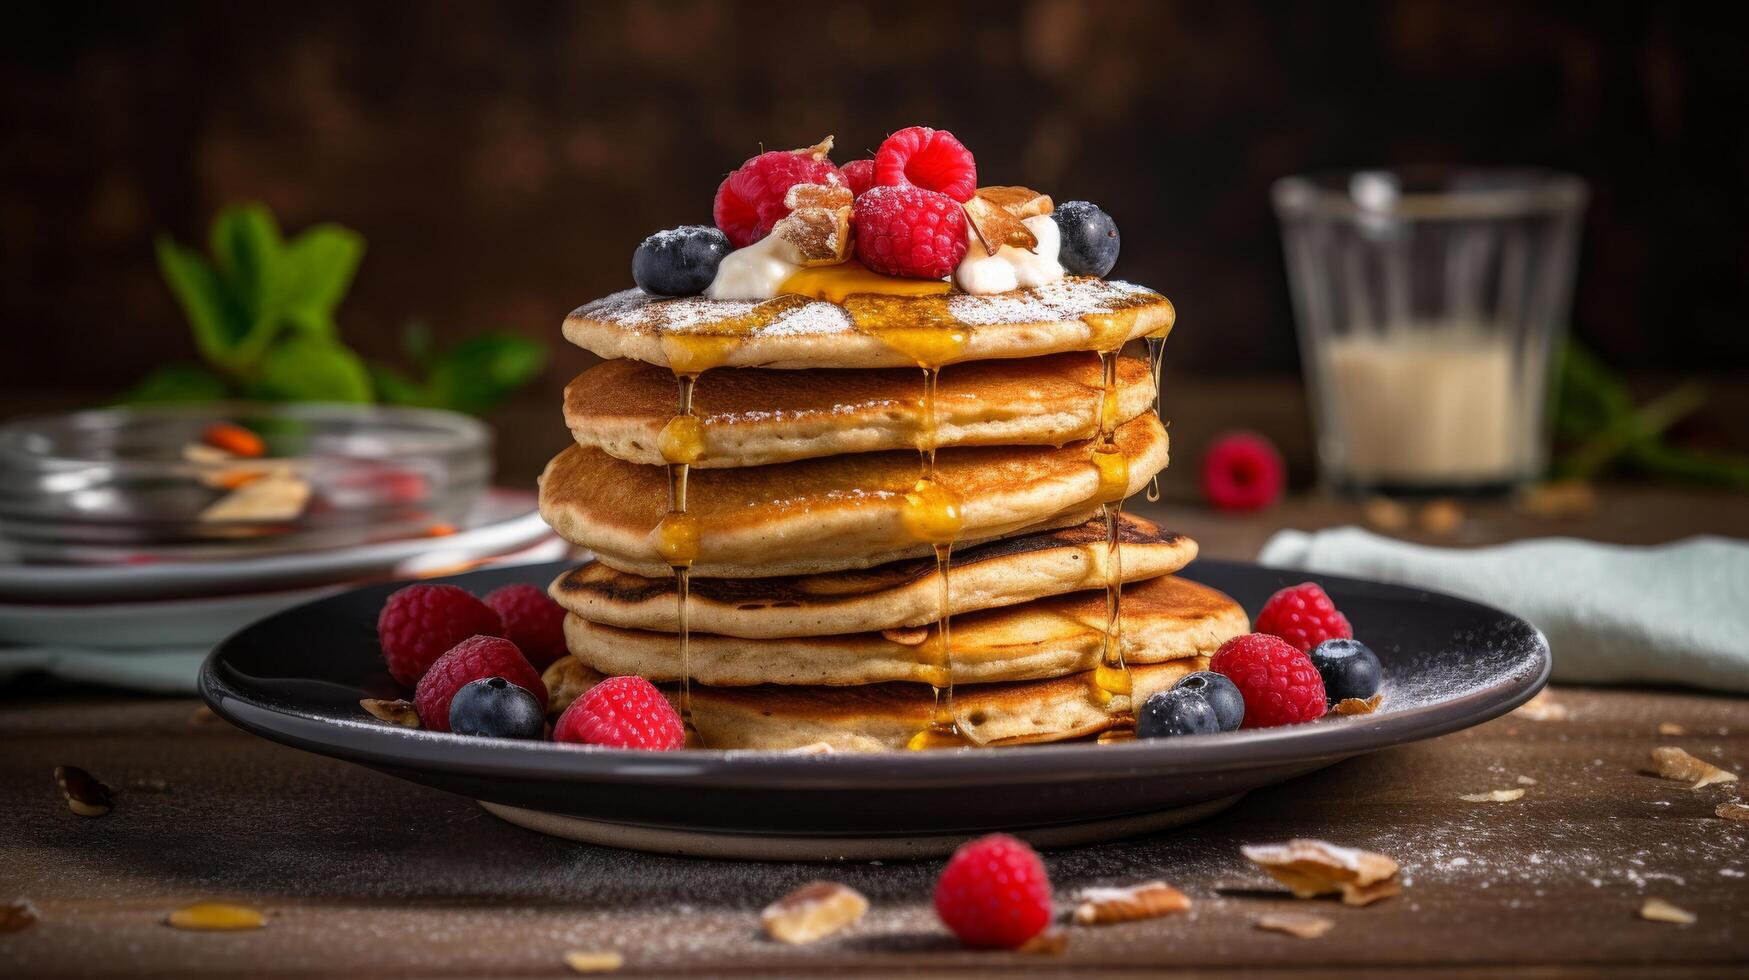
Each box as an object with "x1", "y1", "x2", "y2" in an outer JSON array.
[
  {"x1": 563, "y1": 278, "x2": 1175, "y2": 370},
  {"x1": 565, "y1": 352, "x2": 1155, "y2": 468}
]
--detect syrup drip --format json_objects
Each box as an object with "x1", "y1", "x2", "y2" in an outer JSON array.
[
  {"x1": 1144, "y1": 329, "x2": 1168, "y2": 504},
  {"x1": 1090, "y1": 348, "x2": 1134, "y2": 739},
  {"x1": 656, "y1": 373, "x2": 704, "y2": 745}
]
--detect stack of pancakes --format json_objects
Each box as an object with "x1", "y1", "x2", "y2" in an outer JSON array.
[{"x1": 538, "y1": 278, "x2": 1248, "y2": 751}]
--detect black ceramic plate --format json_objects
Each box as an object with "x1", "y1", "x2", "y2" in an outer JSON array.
[{"x1": 201, "y1": 560, "x2": 1548, "y2": 858}]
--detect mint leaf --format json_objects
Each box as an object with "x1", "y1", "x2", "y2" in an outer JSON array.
[
  {"x1": 207, "y1": 203, "x2": 290, "y2": 366},
  {"x1": 250, "y1": 336, "x2": 373, "y2": 403},
  {"x1": 422, "y1": 333, "x2": 547, "y2": 413},
  {"x1": 278, "y1": 224, "x2": 364, "y2": 337},
  {"x1": 117, "y1": 364, "x2": 232, "y2": 404},
  {"x1": 155, "y1": 236, "x2": 246, "y2": 373}
]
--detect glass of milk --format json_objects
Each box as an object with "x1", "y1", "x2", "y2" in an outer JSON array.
[{"x1": 1273, "y1": 167, "x2": 1587, "y2": 494}]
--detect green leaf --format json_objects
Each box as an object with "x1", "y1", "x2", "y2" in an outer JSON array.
[
  {"x1": 368, "y1": 363, "x2": 426, "y2": 407},
  {"x1": 207, "y1": 203, "x2": 290, "y2": 366},
  {"x1": 1627, "y1": 441, "x2": 1749, "y2": 488},
  {"x1": 155, "y1": 236, "x2": 246, "y2": 372},
  {"x1": 250, "y1": 336, "x2": 374, "y2": 403},
  {"x1": 421, "y1": 333, "x2": 547, "y2": 413},
  {"x1": 116, "y1": 364, "x2": 232, "y2": 404},
  {"x1": 277, "y1": 224, "x2": 365, "y2": 337}
]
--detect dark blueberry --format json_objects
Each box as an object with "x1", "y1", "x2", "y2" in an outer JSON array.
[
  {"x1": 1052, "y1": 200, "x2": 1120, "y2": 277},
  {"x1": 1308, "y1": 638, "x2": 1383, "y2": 705},
  {"x1": 1172, "y1": 670, "x2": 1245, "y2": 731},
  {"x1": 1137, "y1": 687, "x2": 1221, "y2": 739},
  {"x1": 448, "y1": 676, "x2": 545, "y2": 739},
  {"x1": 632, "y1": 225, "x2": 731, "y2": 297}
]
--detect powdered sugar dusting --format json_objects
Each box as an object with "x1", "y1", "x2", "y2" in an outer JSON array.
[{"x1": 946, "y1": 277, "x2": 1161, "y2": 326}]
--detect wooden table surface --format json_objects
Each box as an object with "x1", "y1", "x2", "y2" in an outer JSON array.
[{"x1": 3, "y1": 489, "x2": 1747, "y2": 977}]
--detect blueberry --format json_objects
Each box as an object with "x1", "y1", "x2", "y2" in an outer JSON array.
[
  {"x1": 1308, "y1": 638, "x2": 1383, "y2": 705},
  {"x1": 1137, "y1": 687, "x2": 1221, "y2": 739},
  {"x1": 1052, "y1": 201, "x2": 1120, "y2": 277},
  {"x1": 1172, "y1": 670, "x2": 1245, "y2": 731},
  {"x1": 448, "y1": 676, "x2": 545, "y2": 739},
  {"x1": 632, "y1": 225, "x2": 731, "y2": 297}
]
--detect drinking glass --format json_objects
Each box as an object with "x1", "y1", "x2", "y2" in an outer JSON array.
[{"x1": 1273, "y1": 167, "x2": 1587, "y2": 494}]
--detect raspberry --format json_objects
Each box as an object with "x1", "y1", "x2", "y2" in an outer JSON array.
[
  {"x1": 376, "y1": 584, "x2": 503, "y2": 686},
  {"x1": 553, "y1": 675, "x2": 684, "y2": 751},
  {"x1": 413, "y1": 635, "x2": 546, "y2": 733},
  {"x1": 853, "y1": 185, "x2": 968, "y2": 279},
  {"x1": 933, "y1": 833, "x2": 1052, "y2": 948},
  {"x1": 1200, "y1": 431, "x2": 1284, "y2": 512},
  {"x1": 1209, "y1": 633, "x2": 1327, "y2": 728},
  {"x1": 1255, "y1": 581, "x2": 1353, "y2": 653},
  {"x1": 713, "y1": 144, "x2": 843, "y2": 248},
  {"x1": 484, "y1": 584, "x2": 568, "y2": 668},
  {"x1": 840, "y1": 158, "x2": 876, "y2": 197},
  {"x1": 872, "y1": 126, "x2": 977, "y2": 202}
]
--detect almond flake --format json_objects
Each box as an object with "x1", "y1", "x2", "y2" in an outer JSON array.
[
  {"x1": 1072, "y1": 881, "x2": 1191, "y2": 925},
  {"x1": 1334, "y1": 694, "x2": 1383, "y2": 716},
  {"x1": 1018, "y1": 928, "x2": 1070, "y2": 955},
  {"x1": 792, "y1": 136, "x2": 835, "y2": 162},
  {"x1": 1516, "y1": 775, "x2": 1538, "y2": 785},
  {"x1": 880, "y1": 625, "x2": 930, "y2": 647},
  {"x1": 760, "y1": 882, "x2": 867, "y2": 945},
  {"x1": 1255, "y1": 912, "x2": 1333, "y2": 938},
  {"x1": 1657, "y1": 723, "x2": 1686, "y2": 736},
  {"x1": 784, "y1": 182, "x2": 852, "y2": 211},
  {"x1": 1, "y1": 899, "x2": 40, "y2": 933},
  {"x1": 1460, "y1": 789, "x2": 1526, "y2": 803},
  {"x1": 976, "y1": 185, "x2": 1054, "y2": 219},
  {"x1": 1716, "y1": 802, "x2": 1749, "y2": 822},
  {"x1": 199, "y1": 471, "x2": 310, "y2": 523},
  {"x1": 563, "y1": 950, "x2": 624, "y2": 973},
  {"x1": 1241, "y1": 839, "x2": 1400, "y2": 907},
  {"x1": 55, "y1": 765, "x2": 112, "y2": 817},
  {"x1": 963, "y1": 195, "x2": 1037, "y2": 256},
  {"x1": 359, "y1": 698, "x2": 420, "y2": 728},
  {"x1": 166, "y1": 902, "x2": 265, "y2": 931},
  {"x1": 1651, "y1": 747, "x2": 1739, "y2": 789},
  {"x1": 1513, "y1": 689, "x2": 1570, "y2": 721},
  {"x1": 1638, "y1": 898, "x2": 1695, "y2": 925}
]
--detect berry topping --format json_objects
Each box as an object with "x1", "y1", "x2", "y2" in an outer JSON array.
[
  {"x1": 377, "y1": 584, "x2": 503, "y2": 686},
  {"x1": 1136, "y1": 686, "x2": 1221, "y2": 738},
  {"x1": 632, "y1": 225, "x2": 730, "y2": 297},
  {"x1": 413, "y1": 635, "x2": 546, "y2": 733},
  {"x1": 933, "y1": 833, "x2": 1052, "y2": 948},
  {"x1": 1200, "y1": 431, "x2": 1285, "y2": 513},
  {"x1": 852, "y1": 185, "x2": 968, "y2": 279},
  {"x1": 553, "y1": 675, "x2": 685, "y2": 750},
  {"x1": 1255, "y1": 581, "x2": 1353, "y2": 653},
  {"x1": 1309, "y1": 638, "x2": 1383, "y2": 705},
  {"x1": 1172, "y1": 670, "x2": 1246, "y2": 731},
  {"x1": 840, "y1": 158, "x2": 876, "y2": 197},
  {"x1": 712, "y1": 137, "x2": 844, "y2": 249},
  {"x1": 873, "y1": 127, "x2": 978, "y2": 203},
  {"x1": 1052, "y1": 200, "x2": 1121, "y2": 277},
  {"x1": 484, "y1": 583, "x2": 569, "y2": 668},
  {"x1": 448, "y1": 676, "x2": 546, "y2": 739},
  {"x1": 1209, "y1": 633, "x2": 1328, "y2": 728}
]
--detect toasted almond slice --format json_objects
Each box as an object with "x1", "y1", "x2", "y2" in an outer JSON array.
[
  {"x1": 1071, "y1": 881, "x2": 1191, "y2": 925},
  {"x1": 760, "y1": 882, "x2": 868, "y2": 945},
  {"x1": 963, "y1": 195, "x2": 1038, "y2": 256},
  {"x1": 1255, "y1": 912, "x2": 1333, "y2": 938},
  {"x1": 1516, "y1": 775, "x2": 1538, "y2": 785},
  {"x1": 1651, "y1": 747, "x2": 1739, "y2": 789},
  {"x1": 1639, "y1": 898, "x2": 1695, "y2": 925},
  {"x1": 166, "y1": 903, "x2": 265, "y2": 931},
  {"x1": 976, "y1": 185, "x2": 1053, "y2": 219},
  {"x1": 563, "y1": 950, "x2": 624, "y2": 973},
  {"x1": 1716, "y1": 802, "x2": 1749, "y2": 822},
  {"x1": 1334, "y1": 694, "x2": 1383, "y2": 716},
  {"x1": 1340, "y1": 877, "x2": 1403, "y2": 908},
  {"x1": 785, "y1": 182, "x2": 852, "y2": 211},
  {"x1": 199, "y1": 472, "x2": 310, "y2": 523},
  {"x1": 359, "y1": 698, "x2": 420, "y2": 728},
  {"x1": 0, "y1": 899, "x2": 39, "y2": 933},
  {"x1": 55, "y1": 765, "x2": 112, "y2": 818},
  {"x1": 1242, "y1": 839, "x2": 1398, "y2": 896},
  {"x1": 1018, "y1": 928, "x2": 1070, "y2": 955},
  {"x1": 1513, "y1": 689, "x2": 1569, "y2": 721},
  {"x1": 1459, "y1": 789, "x2": 1526, "y2": 803}
]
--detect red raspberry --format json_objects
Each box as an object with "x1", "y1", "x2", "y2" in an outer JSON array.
[
  {"x1": 1254, "y1": 581, "x2": 1353, "y2": 653},
  {"x1": 933, "y1": 833, "x2": 1052, "y2": 948},
  {"x1": 377, "y1": 584, "x2": 503, "y2": 686},
  {"x1": 413, "y1": 635, "x2": 546, "y2": 732},
  {"x1": 872, "y1": 126, "x2": 977, "y2": 202},
  {"x1": 484, "y1": 584, "x2": 567, "y2": 668},
  {"x1": 1209, "y1": 633, "x2": 1327, "y2": 728},
  {"x1": 853, "y1": 185, "x2": 968, "y2": 279},
  {"x1": 553, "y1": 675, "x2": 684, "y2": 751},
  {"x1": 713, "y1": 146, "x2": 844, "y2": 248},
  {"x1": 1200, "y1": 431, "x2": 1284, "y2": 512},
  {"x1": 840, "y1": 158, "x2": 876, "y2": 197}
]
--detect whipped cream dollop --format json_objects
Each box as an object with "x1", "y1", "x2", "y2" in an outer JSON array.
[
  {"x1": 952, "y1": 214, "x2": 1063, "y2": 295},
  {"x1": 705, "y1": 232, "x2": 802, "y2": 301}
]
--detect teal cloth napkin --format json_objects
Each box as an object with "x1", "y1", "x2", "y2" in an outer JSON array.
[{"x1": 1258, "y1": 529, "x2": 1749, "y2": 693}]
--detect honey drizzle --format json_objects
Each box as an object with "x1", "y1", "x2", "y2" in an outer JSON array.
[
  {"x1": 1081, "y1": 310, "x2": 1142, "y2": 740},
  {"x1": 1144, "y1": 328, "x2": 1169, "y2": 503}
]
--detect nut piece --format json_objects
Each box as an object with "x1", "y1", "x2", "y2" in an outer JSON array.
[
  {"x1": 359, "y1": 698, "x2": 421, "y2": 728},
  {"x1": 1512, "y1": 689, "x2": 1570, "y2": 721},
  {"x1": 1362, "y1": 496, "x2": 1409, "y2": 532},
  {"x1": 1071, "y1": 881, "x2": 1191, "y2": 925},
  {"x1": 792, "y1": 135, "x2": 835, "y2": 162},
  {"x1": 1639, "y1": 898, "x2": 1696, "y2": 925},
  {"x1": 976, "y1": 185, "x2": 1054, "y2": 220},
  {"x1": 199, "y1": 472, "x2": 311, "y2": 523},
  {"x1": 760, "y1": 881, "x2": 868, "y2": 945},
  {"x1": 774, "y1": 183, "x2": 854, "y2": 266},
  {"x1": 165, "y1": 902, "x2": 266, "y2": 931},
  {"x1": 1255, "y1": 912, "x2": 1334, "y2": 939},
  {"x1": 1716, "y1": 802, "x2": 1749, "y2": 822},
  {"x1": 542, "y1": 656, "x2": 605, "y2": 717},
  {"x1": 1459, "y1": 789, "x2": 1526, "y2": 803},
  {"x1": 1333, "y1": 694, "x2": 1383, "y2": 716},
  {"x1": 785, "y1": 182, "x2": 853, "y2": 212},
  {"x1": 1018, "y1": 928, "x2": 1070, "y2": 955},
  {"x1": 1651, "y1": 747, "x2": 1739, "y2": 789},
  {"x1": 0, "y1": 899, "x2": 40, "y2": 934},
  {"x1": 563, "y1": 951, "x2": 624, "y2": 973},
  {"x1": 54, "y1": 765, "x2": 113, "y2": 818},
  {"x1": 963, "y1": 186, "x2": 1053, "y2": 257},
  {"x1": 1242, "y1": 839, "x2": 1400, "y2": 907},
  {"x1": 1417, "y1": 498, "x2": 1463, "y2": 535}
]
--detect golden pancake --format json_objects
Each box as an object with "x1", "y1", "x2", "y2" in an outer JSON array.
[
  {"x1": 551, "y1": 514, "x2": 1197, "y2": 638},
  {"x1": 564, "y1": 278, "x2": 1174, "y2": 370},
  {"x1": 538, "y1": 414, "x2": 1168, "y2": 578},
  {"x1": 563, "y1": 574, "x2": 1247, "y2": 686},
  {"x1": 565, "y1": 352, "x2": 1155, "y2": 468},
  {"x1": 540, "y1": 655, "x2": 1211, "y2": 751}
]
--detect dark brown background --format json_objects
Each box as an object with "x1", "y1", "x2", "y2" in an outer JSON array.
[{"x1": 5, "y1": 1, "x2": 1747, "y2": 420}]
